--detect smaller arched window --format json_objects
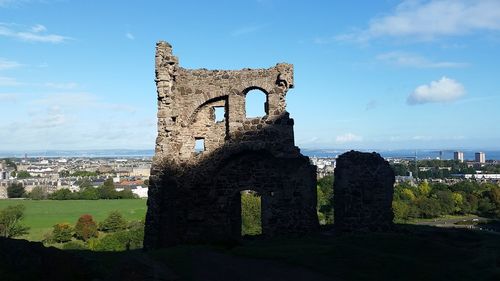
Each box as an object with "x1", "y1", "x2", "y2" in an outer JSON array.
[
  {"x1": 194, "y1": 138, "x2": 205, "y2": 154},
  {"x1": 245, "y1": 89, "x2": 267, "y2": 118}
]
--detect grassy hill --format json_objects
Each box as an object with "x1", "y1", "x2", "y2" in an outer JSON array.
[
  {"x1": 0, "y1": 199, "x2": 147, "y2": 241},
  {"x1": 1, "y1": 225, "x2": 499, "y2": 281}
]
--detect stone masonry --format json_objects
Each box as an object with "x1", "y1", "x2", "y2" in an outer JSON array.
[
  {"x1": 333, "y1": 151, "x2": 394, "y2": 232},
  {"x1": 144, "y1": 41, "x2": 319, "y2": 249}
]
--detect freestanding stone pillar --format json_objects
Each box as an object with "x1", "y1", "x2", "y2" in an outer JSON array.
[{"x1": 333, "y1": 151, "x2": 394, "y2": 232}]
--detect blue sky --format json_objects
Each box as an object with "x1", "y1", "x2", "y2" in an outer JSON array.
[{"x1": 0, "y1": 0, "x2": 499, "y2": 151}]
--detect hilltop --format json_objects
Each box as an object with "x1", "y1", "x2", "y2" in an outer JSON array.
[{"x1": 1, "y1": 225, "x2": 499, "y2": 281}]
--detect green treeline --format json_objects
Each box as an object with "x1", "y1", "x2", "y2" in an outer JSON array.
[
  {"x1": 393, "y1": 181, "x2": 500, "y2": 221},
  {"x1": 315, "y1": 175, "x2": 500, "y2": 224}
]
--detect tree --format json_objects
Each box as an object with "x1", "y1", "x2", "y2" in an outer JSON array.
[
  {"x1": 417, "y1": 181, "x2": 431, "y2": 197},
  {"x1": 451, "y1": 192, "x2": 464, "y2": 214},
  {"x1": 98, "y1": 178, "x2": 118, "y2": 199},
  {"x1": 416, "y1": 198, "x2": 441, "y2": 218},
  {"x1": 52, "y1": 223, "x2": 73, "y2": 243},
  {"x1": 49, "y1": 188, "x2": 75, "y2": 200},
  {"x1": 99, "y1": 211, "x2": 127, "y2": 232},
  {"x1": 401, "y1": 188, "x2": 416, "y2": 201},
  {"x1": 78, "y1": 178, "x2": 93, "y2": 189},
  {"x1": 391, "y1": 163, "x2": 409, "y2": 176},
  {"x1": 2, "y1": 158, "x2": 17, "y2": 170},
  {"x1": 392, "y1": 200, "x2": 410, "y2": 222},
  {"x1": 436, "y1": 190, "x2": 454, "y2": 215},
  {"x1": 462, "y1": 193, "x2": 479, "y2": 214},
  {"x1": 28, "y1": 186, "x2": 48, "y2": 200},
  {"x1": 317, "y1": 175, "x2": 334, "y2": 224},
  {"x1": 16, "y1": 171, "x2": 31, "y2": 179},
  {"x1": 7, "y1": 182, "x2": 25, "y2": 198},
  {"x1": 78, "y1": 187, "x2": 99, "y2": 200},
  {"x1": 0, "y1": 205, "x2": 30, "y2": 238},
  {"x1": 59, "y1": 170, "x2": 70, "y2": 178},
  {"x1": 478, "y1": 197, "x2": 495, "y2": 217},
  {"x1": 74, "y1": 214, "x2": 98, "y2": 241}
]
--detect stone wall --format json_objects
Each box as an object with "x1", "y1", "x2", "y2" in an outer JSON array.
[
  {"x1": 144, "y1": 41, "x2": 318, "y2": 249},
  {"x1": 333, "y1": 151, "x2": 394, "y2": 232}
]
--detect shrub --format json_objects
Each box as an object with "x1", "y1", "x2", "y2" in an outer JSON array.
[
  {"x1": 49, "y1": 188, "x2": 75, "y2": 200},
  {"x1": 0, "y1": 204, "x2": 30, "y2": 238},
  {"x1": 78, "y1": 187, "x2": 100, "y2": 200},
  {"x1": 99, "y1": 211, "x2": 127, "y2": 232},
  {"x1": 94, "y1": 232, "x2": 130, "y2": 251},
  {"x1": 93, "y1": 227, "x2": 144, "y2": 251},
  {"x1": 241, "y1": 191, "x2": 261, "y2": 236},
  {"x1": 317, "y1": 175, "x2": 334, "y2": 224},
  {"x1": 74, "y1": 214, "x2": 98, "y2": 241},
  {"x1": 62, "y1": 241, "x2": 87, "y2": 250},
  {"x1": 52, "y1": 223, "x2": 73, "y2": 243}
]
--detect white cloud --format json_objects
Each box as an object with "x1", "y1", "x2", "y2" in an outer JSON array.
[
  {"x1": 337, "y1": 0, "x2": 500, "y2": 42},
  {"x1": 0, "y1": 23, "x2": 71, "y2": 43},
  {"x1": 125, "y1": 32, "x2": 135, "y2": 40},
  {"x1": 336, "y1": 133, "x2": 363, "y2": 143},
  {"x1": 0, "y1": 58, "x2": 22, "y2": 70},
  {"x1": 0, "y1": 0, "x2": 33, "y2": 7},
  {"x1": 231, "y1": 24, "x2": 266, "y2": 37},
  {"x1": 376, "y1": 51, "x2": 466, "y2": 68},
  {"x1": 0, "y1": 93, "x2": 18, "y2": 102},
  {"x1": 0, "y1": 76, "x2": 20, "y2": 86},
  {"x1": 44, "y1": 82, "x2": 78, "y2": 89},
  {"x1": 33, "y1": 92, "x2": 138, "y2": 113},
  {"x1": 30, "y1": 106, "x2": 67, "y2": 129},
  {"x1": 31, "y1": 24, "x2": 46, "y2": 33},
  {"x1": 407, "y1": 76, "x2": 465, "y2": 105},
  {"x1": 0, "y1": 0, "x2": 18, "y2": 7},
  {"x1": 33, "y1": 92, "x2": 97, "y2": 106}
]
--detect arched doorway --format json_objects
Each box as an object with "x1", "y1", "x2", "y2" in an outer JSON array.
[{"x1": 240, "y1": 190, "x2": 262, "y2": 236}]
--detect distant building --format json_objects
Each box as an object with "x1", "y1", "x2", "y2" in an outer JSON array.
[
  {"x1": 454, "y1": 151, "x2": 464, "y2": 162},
  {"x1": 132, "y1": 185, "x2": 148, "y2": 198},
  {"x1": 475, "y1": 152, "x2": 486, "y2": 163}
]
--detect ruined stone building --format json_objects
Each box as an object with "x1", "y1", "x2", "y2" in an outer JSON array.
[
  {"x1": 333, "y1": 151, "x2": 394, "y2": 232},
  {"x1": 144, "y1": 41, "x2": 319, "y2": 248}
]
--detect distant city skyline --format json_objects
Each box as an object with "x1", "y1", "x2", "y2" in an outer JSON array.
[{"x1": 1, "y1": 0, "x2": 499, "y2": 150}]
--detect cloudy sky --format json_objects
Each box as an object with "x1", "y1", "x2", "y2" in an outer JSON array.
[{"x1": 1, "y1": 0, "x2": 499, "y2": 151}]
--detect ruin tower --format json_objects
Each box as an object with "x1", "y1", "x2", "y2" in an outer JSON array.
[{"x1": 144, "y1": 41, "x2": 318, "y2": 249}]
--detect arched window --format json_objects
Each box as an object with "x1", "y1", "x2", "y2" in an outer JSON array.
[{"x1": 245, "y1": 89, "x2": 267, "y2": 118}]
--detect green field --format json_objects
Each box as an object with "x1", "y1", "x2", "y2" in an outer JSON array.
[{"x1": 0, "y1": 199, "x2": 147, "y2": 241}]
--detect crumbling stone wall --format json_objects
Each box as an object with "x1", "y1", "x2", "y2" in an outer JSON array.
[
  {"x1": 145, "y1": 41, "x2": 318, "y2": 249},
  {"x1": 333, "y1": 151, "x2": 394, "y2": 232}
]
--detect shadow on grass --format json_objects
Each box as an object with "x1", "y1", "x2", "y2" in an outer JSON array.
[{"x1": 1, "y1": 225, "x2": 499, "y2": 281}]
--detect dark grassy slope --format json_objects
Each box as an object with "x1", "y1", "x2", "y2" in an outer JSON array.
[{"x1": 1, "y1": 225, "x2": 499, "y2": 281}]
